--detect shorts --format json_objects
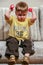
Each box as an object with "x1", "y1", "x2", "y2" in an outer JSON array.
[{"x1": 5, "y1": 36, "x2": 35, "y2": 58}]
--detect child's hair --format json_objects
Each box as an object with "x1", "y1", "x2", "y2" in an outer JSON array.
[{"x1": 15, "y1": 1, "x2": 28, "y2": 11}]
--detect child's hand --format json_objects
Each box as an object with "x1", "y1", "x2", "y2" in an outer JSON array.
[
  {"x1": 28, "y1": 8, "x2": 32, "y2": 12},
  {"x1": 28, "y1": 8, "x2": 37, "y2": 24},
  {"x1": 10, "y1": 4, "x2": 14, "y2": 11}
]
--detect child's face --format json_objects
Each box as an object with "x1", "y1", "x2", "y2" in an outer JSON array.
[{"x1": 15, "y1": 10, "x2": 28, "y2": 21}]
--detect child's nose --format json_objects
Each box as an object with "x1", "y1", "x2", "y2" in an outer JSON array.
[
  {"x1": 21, "y1": 16, "x2": 24, "y2": 18},
  {"x1": 19, "y1": 11, "x2": 22, "y2": 14}
]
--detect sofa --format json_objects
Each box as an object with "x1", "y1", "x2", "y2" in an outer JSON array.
[{"x1": 0, "y1": 7, "x2": 43, "y2": 59}]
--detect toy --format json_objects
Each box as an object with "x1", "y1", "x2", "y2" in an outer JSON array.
[
  {"x1": 10, "y1": 4, "x2": 14, "y2": 11},
  {"x1": 28, "y1": 8, "x2": 32, "y2": 12}
]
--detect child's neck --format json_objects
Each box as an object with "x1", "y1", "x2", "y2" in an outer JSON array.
[{"x1": 17, "y1": 18, "x2": 25, "y2": 22}]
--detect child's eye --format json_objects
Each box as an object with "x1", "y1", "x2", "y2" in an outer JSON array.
[
  {"x1": 23, "y1": 14, "x2": 25, "y2": 16},
  {"x1": 23, "y1": 14, "x2": 26, "y2": 16}
]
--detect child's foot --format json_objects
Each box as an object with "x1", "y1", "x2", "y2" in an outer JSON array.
[
  {"x1": 22, "y1": 56, "x2": 30, "y2": 64},
  {"x1": 9, "y1": 55, "x2": 16, "y2": 63}
]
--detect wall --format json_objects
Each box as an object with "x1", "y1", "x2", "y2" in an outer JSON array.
[{"x1": 0, "y1": 0, "x2": 43, "y2": 7}]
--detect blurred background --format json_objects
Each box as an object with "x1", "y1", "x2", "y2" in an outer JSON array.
[{"x1": 0, "y1": 0, "x2": 43, "y2": 7}]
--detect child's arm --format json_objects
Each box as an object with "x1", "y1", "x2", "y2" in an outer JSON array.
[
  {"x1": 5, "y1": 4, "x2": 14, "y2": 25},
  {"x1": 5, "y1": 9, "x2": 12, "y2": 25},
  {"x1": 28, "y1": 8, "x2": 37, "y2": 26}
]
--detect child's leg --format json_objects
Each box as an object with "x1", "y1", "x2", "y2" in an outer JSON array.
[
  {"x1": 21, "y1": 39, "x2": 35, "y2": 63},
  {"x1": 22, "y1": 39, "x2": 35, "y2": 56},
  {"x1": 25, "y1": 53, "x2": 30, "y2": 57},
  {"x1": 5, "y1": 36, "x2": 19, "y2": 60}
]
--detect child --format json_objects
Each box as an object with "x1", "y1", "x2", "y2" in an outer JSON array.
[{"x1": 5, "y1": 1, "x2": 36, "y2": 63}]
